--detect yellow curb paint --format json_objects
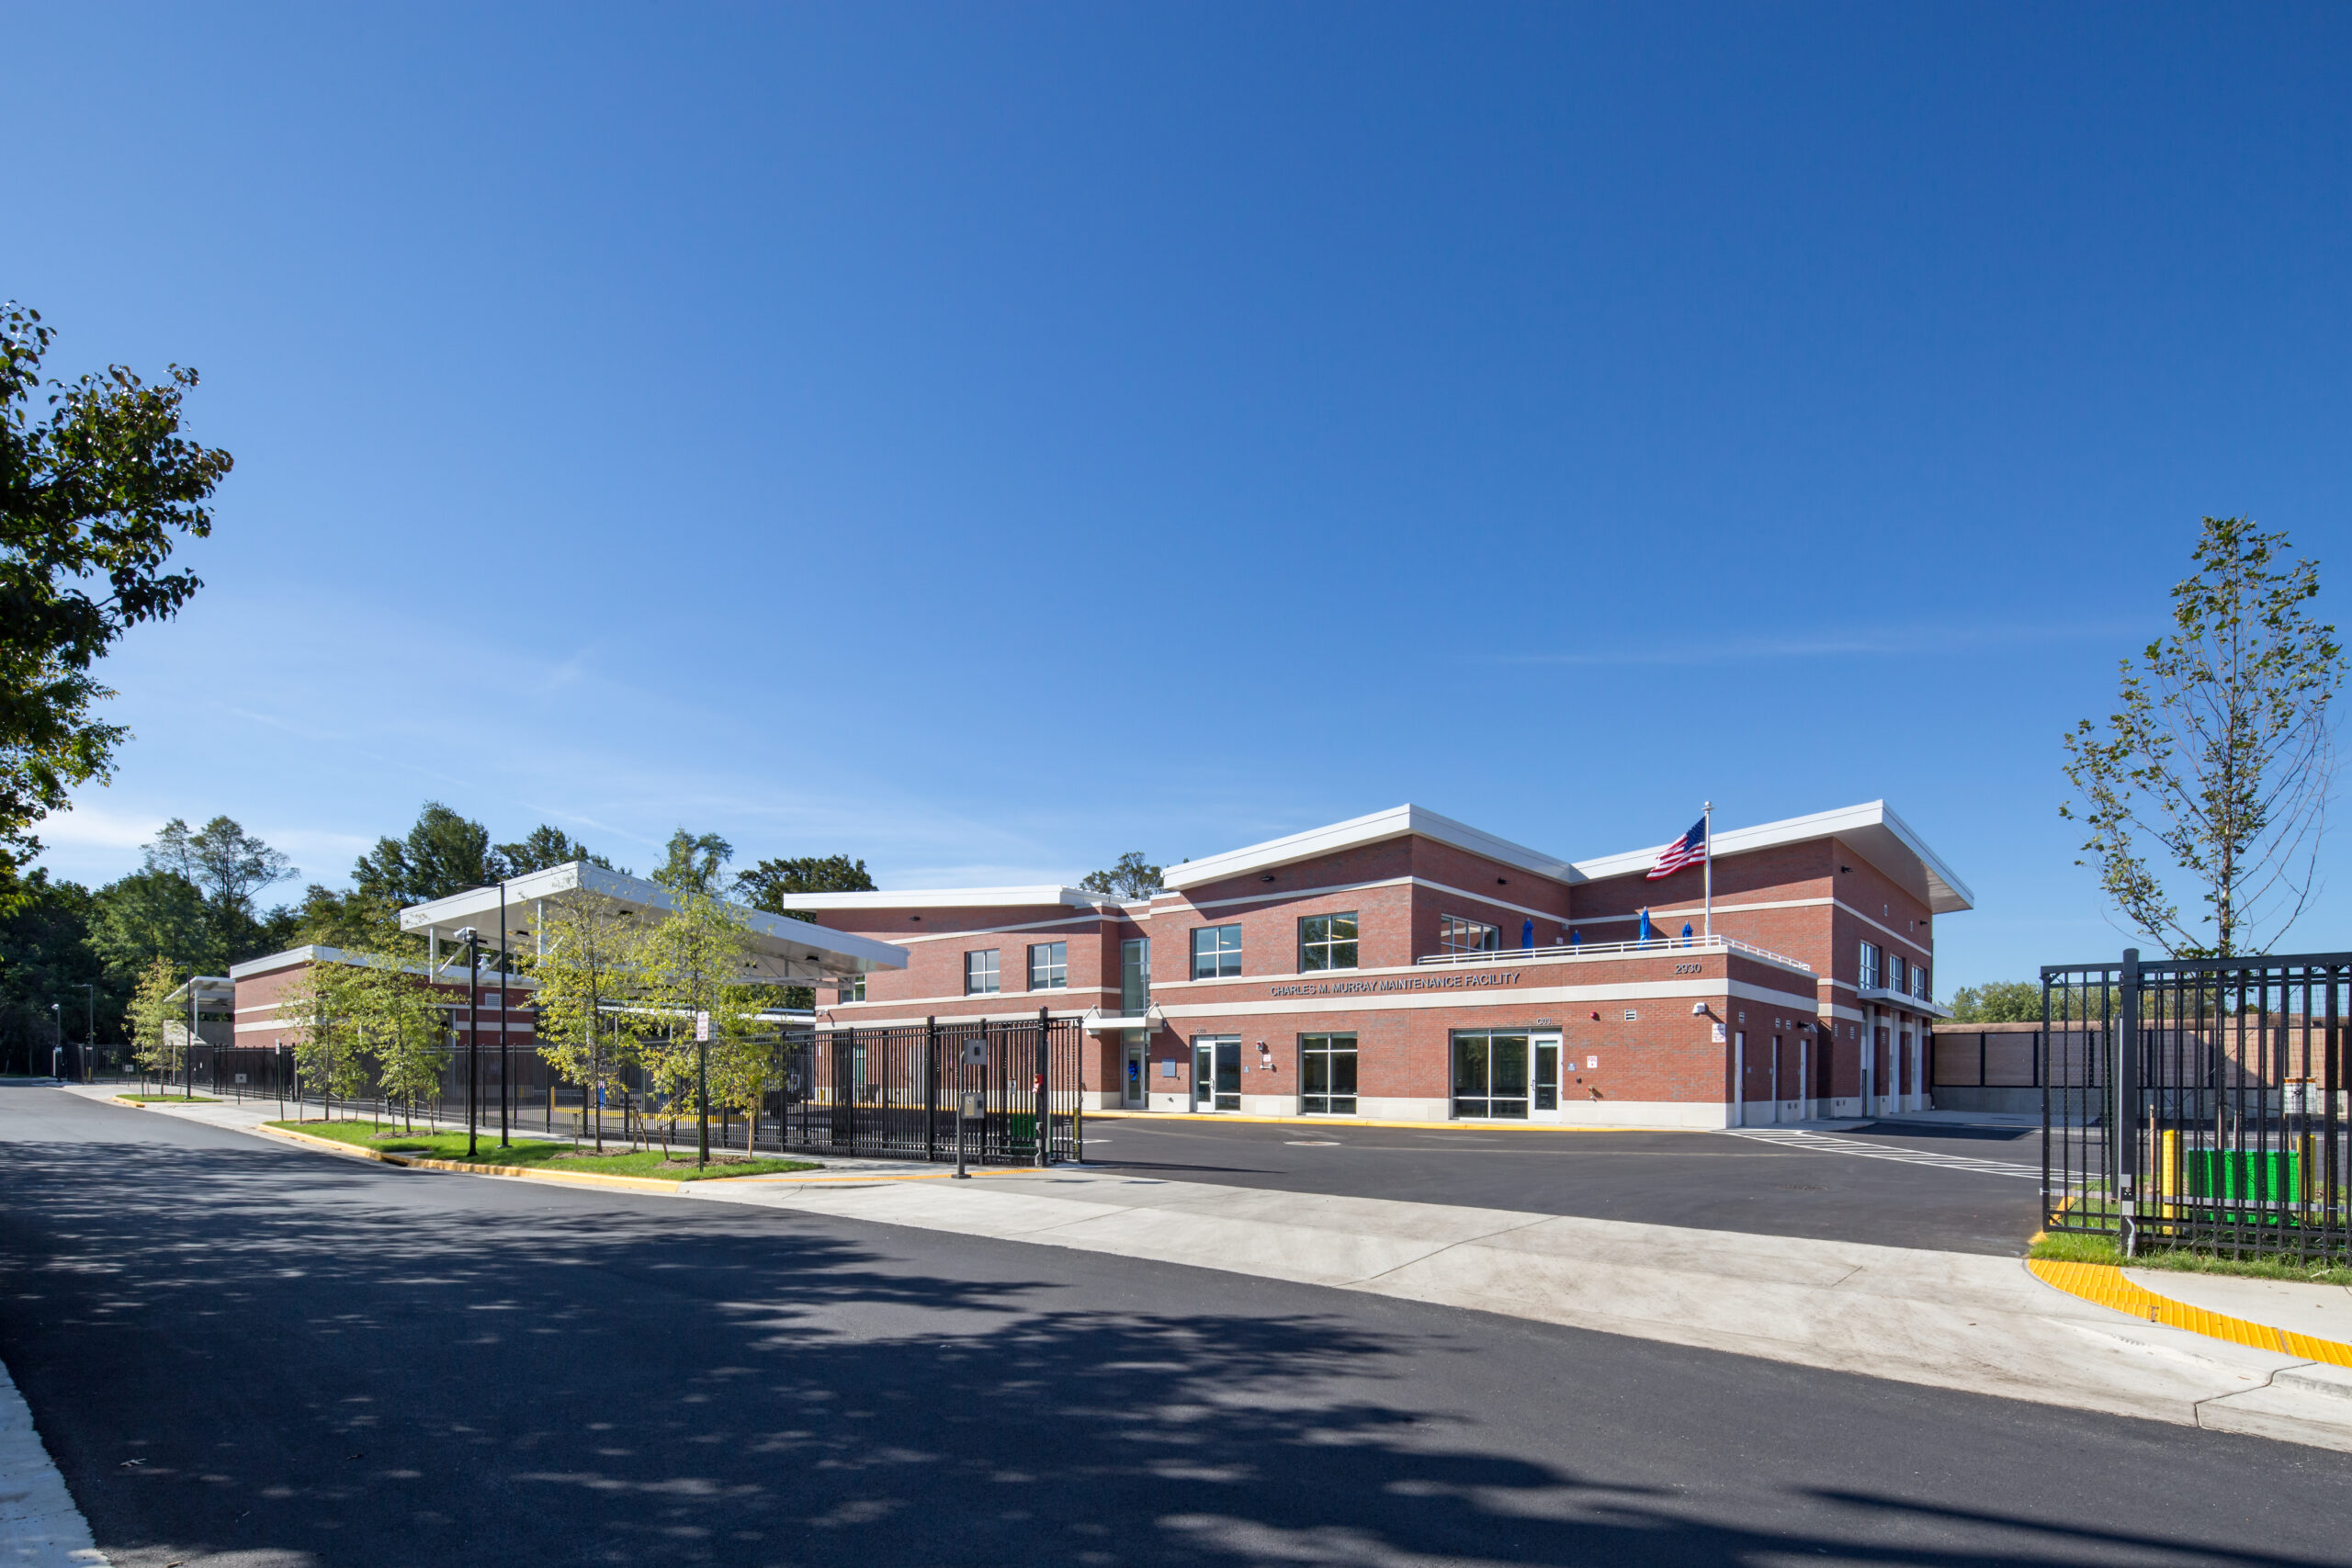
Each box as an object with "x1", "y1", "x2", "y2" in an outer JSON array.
[
  {"x1": 1084, "y1": 1109, "x2": 1644, "y2": 1134},
  {"x1": 2028, "y1": 1258, "x2": 2352, "y2": 1368}
]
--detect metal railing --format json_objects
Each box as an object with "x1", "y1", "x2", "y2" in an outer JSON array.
[
  {"x1": 2041, "y1": 948, "x2": 2347, "y2": 1265},
  {"x1": 177, "y1": 1016, "x2": 1088, "y2": 1168},
  {"x1": 1415, "y1": 933, "x2": 1813, "y2": 974}
]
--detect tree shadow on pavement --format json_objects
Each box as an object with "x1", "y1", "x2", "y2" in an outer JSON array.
[{"x1": 0, "y1": 1123, "x2": 2345, "y2": 1568}]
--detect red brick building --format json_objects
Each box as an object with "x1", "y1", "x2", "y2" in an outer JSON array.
[{"x1": 787, "y1": 802, "x2": 1966, "y2": 1127}]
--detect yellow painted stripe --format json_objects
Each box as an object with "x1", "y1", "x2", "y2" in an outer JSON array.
[{"x1": 2028, "y1": 1258, "x2": 2352, "y2": 1366}]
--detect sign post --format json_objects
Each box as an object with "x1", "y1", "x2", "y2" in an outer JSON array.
[
  {"x1": 695, "y1": 1010, "x2": 712, "y2": 1168},
  {"x1": 957, "y1": 1035, "x2": 987, "y2": 1178}
]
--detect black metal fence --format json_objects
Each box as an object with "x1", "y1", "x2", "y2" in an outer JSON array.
[
  {"x1": 2041, "y1": 948, "x2": 2346, "y2": 1264},
  {"x1": 165, "y1": 1014, "x2": 1087, "y2": 1168}
]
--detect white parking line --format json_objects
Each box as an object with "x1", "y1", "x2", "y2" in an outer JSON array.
[{"x1": 1721, "y1": 1127, "x2": 2041, "y2": 1179}]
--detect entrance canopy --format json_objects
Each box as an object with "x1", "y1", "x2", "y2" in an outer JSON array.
[{"x1": 398, "y1": 862, "x2": 908, "y2": 987}]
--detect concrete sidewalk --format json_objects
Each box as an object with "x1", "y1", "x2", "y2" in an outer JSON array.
[{"x1": 71, "y1": 1085, "x2": 2352, "y2": 1451}]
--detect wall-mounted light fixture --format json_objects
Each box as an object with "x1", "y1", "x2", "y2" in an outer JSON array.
[{"x1": 1261, "y1": 874, "x2": 1276, "y2": 883}]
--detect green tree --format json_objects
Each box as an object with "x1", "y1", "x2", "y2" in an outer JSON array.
[
  {"x1": 347, "y1": 952, "x2": 449, "y2": 1133},
  {"x1": 635, "y1": 889, "x2": 763, "y2": 1163},
  {"x1": 494, "y1": 825, "x2": 615, "y2": 877},
  {"x1": 1944, "y1": 981, "x2": 2044, "y2": 1024},
  {"x1": 2064, "y1": 518, "x2": 2346, "y2": 957},
  {"x1": 277, "y1": 959, "x2": 372, "y2": 1114},
  {"x1": 286, "y1": 884, "x2": 408, "y2": 953},
  {"x1": 653, "y1": 829, "x2": 732, "y2": 897},
  {"x1": 1080, "y1": 852, "x2": 1162, "y2": 899},
  {"x1": 0, "y1": 868, "x2": 119, "y2": 1071},
  {"x1": 527, "y1": 892, "x2": 643, "y2": 1152},
  {"x1": 353, "y1": 802, "x2": 497, "y2": 907},
  {"x1": 734, "y1": 854, "x2": 876, "y2": 907},
  {"x1": 0, "y1": 303, "x2": 233, "y2": 908},
  {"x1": 141, "y1": 815, "x2": 297, "y2": 961},
  {"x1": 125, "y1": 954, "x2": 182, "y2": 1082},
  {"x1": 87, "y1": 868, "x2": 218, "y2": 982}
]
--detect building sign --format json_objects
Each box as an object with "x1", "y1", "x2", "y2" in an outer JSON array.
[{"x1": 1270, "y1": 972, "x2": 1523, "y2": 998}]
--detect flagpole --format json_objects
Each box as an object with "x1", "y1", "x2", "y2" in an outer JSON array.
[{"x1": 1702, "y1": 801, "x2": 1713, "y2": 940}]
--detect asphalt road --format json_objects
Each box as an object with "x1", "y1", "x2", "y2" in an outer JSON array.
[
  {"x1": 1081, "y1": 1115, "x2": 2046, "y2": 1255},
  {"x1": 4, "y1": 1088, "x2": 2346, "y2": 1568}
]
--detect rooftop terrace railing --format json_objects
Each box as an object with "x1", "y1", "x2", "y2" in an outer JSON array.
[{"x1": 1414, "y1": 933, "x2": 1813, "y2": 974}]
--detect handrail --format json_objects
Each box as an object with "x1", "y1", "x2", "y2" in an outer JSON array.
[{"x1": 1414, "y1": 934, "x2": 1814, "y2": 974}]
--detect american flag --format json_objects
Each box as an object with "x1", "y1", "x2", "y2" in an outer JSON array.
[{"x1": 1646, "y1": 818, "x2": 1708, "y2": 880}]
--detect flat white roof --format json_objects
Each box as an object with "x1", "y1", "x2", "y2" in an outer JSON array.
[
  {"x1": 779, "y1": 885, "x2": 1120, "y2": 913},
  {"x1": 1160, "y1": 805, "x2": 1573, "y2": 891},
  {"x1": 1569, "y1": 800, "x2": 1973, "y2": 914},
  {"x1": 755, "y1": 799, "x2": 1973, "y2": 920},
  {"x1": 399, "y1": 862, "x2": 909, "y2": 982}
]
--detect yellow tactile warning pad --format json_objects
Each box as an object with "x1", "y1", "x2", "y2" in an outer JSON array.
[{"x1": 2029, "y1": 1258, "x2": 2352, "y2": 1367}]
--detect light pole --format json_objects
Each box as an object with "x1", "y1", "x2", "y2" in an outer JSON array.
[
  {"x1": 498, "y1": 881, "x2": 511, "y2": 1150},
  {"x1": 49, "y1": 1003, "x2": 61, "y2": 1082},
  {"x1": 76, "y1": 982, "x2": 94, "y2": 1083},
  {"x1": 456, "y1": 927, "x2": 481, "y2": 1158}
]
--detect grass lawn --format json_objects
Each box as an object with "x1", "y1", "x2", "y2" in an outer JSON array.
[
  {"x1": 267, "y1": 1119, "x2": 822, "y2": 1181},
  {"x1": 2030, "y1": 1225, "x2": 2352, "y2": 1288},
  {"x1": 116, "y1": 1092, "x2": 220, "y2": 1103}
]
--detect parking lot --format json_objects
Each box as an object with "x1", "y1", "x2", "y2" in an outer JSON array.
[{"x1": 1080, "y1": 1113, "x2": 2044, "y2": 1255}]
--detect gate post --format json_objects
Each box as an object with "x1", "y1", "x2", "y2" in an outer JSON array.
[
  {"x1": 2118, "y1": 948, "x2": 2142, "y2": 1258},
  {"x1": 925, "y1": 1016, "x2": 939, "y2": 1161},
  {"x1": 1035, "y1": 1007, "x2": 1050, "y2": 1168}
]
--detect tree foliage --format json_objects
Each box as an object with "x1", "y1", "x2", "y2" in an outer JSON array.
[
  {"x1": 2063, "y1": 518, "x2": 2345, "y2": 956},
  {"x1": 125, "y1": 954, "x2": 182, "y2": 1078},
  {"x1": 653, "y1": 829, "x2": 732, "y2": 897},
  {"x1": 0, "y1": 303, "x2": 232, "y2": 905},
  {"x1": 495, "y1": 824, "x2": 613, "y2": 877},
  {"x1": 1943, "y1": 980, "x2": 2044, "y2": 1024},
  {"x1": 354, "y1": 802, "x2": 499, "y2": 907},
  {"x1": 0, "y1": 869, "x2": 117, "y2": 1068},
  {"x1": 1080, "y1": 852, "x2": 1162, "y2": 900},
  {"x1": 277, "y1": 959, "x2": 373, "y2": 1107},
  {"x1": 633, "y1": 889, "x2": 764, "y2": 1150},
  {"x1": 733, "y1": 854, "x2": 875, "y2": 908},
  {"x1": 527, "y1": 893, "x2": 643, "y2": 1151}
]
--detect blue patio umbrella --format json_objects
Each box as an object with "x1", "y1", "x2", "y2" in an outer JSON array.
[
  {"x1": 1637, "y1": 908, "x2": 1654, "y2": 942},
  {"x1": 1682, "y1": 921, "x2": 1693, "y2": 944},
  {"x1": 1521, "y1": 919, "x2": 1534, "y2": 949},
  {"x1": 1569, "y1": 929, "x2": 1583, "y2": 947}
]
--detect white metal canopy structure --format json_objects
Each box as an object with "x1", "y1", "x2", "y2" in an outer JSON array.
[{"x1": 397, "y1": 862, "x2": 908, "y2": 987}]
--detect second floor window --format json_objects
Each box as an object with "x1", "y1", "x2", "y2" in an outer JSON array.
[
  {"x1": 965, "y1": 950, "x2": 1000, "y2": 995},
  {"x1": 1122, "y1": 938, "x2": 1150, "y2": 1013},
  {"x1": 1193, "y1": 924, "x2": 1241, "y2": 979},
  {"x1": 1911, "y1": 962, "x2": 1930, "y2": 1002},
  {"x1": 1028, "y1": 942, "x2": 1067, "y2": 990},
  {"x1": 1440, "y1": 915, "x2": 1500, "y2": 954},
  {"x1": 1859, "y1": 942, "x2": 1883, "y2": 990},
  {"x1": 839, "y1": 975, "x2": 866, "y2": 1003},
  {"x1": 1300, "y1": 911, "x2": 1360, "y2": 971}
]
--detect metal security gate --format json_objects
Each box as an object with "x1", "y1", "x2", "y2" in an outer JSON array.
[
  {"x1": 2041, "y1": 948, "x2": 2347, "y2": 1264},
  {"x1": 770, "y1": 1012, "x2": 1084, "y2": 1167}
]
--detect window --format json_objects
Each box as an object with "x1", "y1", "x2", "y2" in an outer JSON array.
[
  {"x1": 1452, "y1": 1031, "x2": 1531, "y2": 1119},
  {"x1": 1440, "y1": 915, "x2": 1500, "y2": 954},
  {"x1": 839, "y1": 974, "x2": 866, "y2": 1003},
  {"x1": 1121, "y1": 938, "x2": 1150, "y2": 1014},
  {"x1": 1889, "y1": 954, "x2": 1907, "y2": 995},
  {"x1": 1858, "y1": 942, "x2": 1883, "y2": 991},
  {"x1": 1301, "y1": 1033, "x2": 1358, "y2": 1114},
  {"x1": 1027, "y1": 942, "x2": 1067, "y2": 990},
  {"x1": 1192, "y1": 924, "x2": 1242, "y2": 979},
  {"x1": 1911, "y1": 962, "x2": 1930, "y2": 1002},
  {"x1": 1299, "y1": 911, "x2": 1360, "y2": 972},
  {"x1": 964, "y1": 950, "x2": 1000, "y2": 995}
]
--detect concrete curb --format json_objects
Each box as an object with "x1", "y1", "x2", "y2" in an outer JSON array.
[
  {"x1": 2028, "y1": 1258, "x2": 2352, "y2": 1368},
  {"x1": 253, "y1": 1122, "x2": 1046, "y2": 1193},
  {"x1": 0, "y1": 1353, "x2": 107, "y2": 1566}
]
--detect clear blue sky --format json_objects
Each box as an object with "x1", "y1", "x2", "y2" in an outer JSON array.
[{"x1": 9, "y1": 4, "x2": 2350, "y2": 987}]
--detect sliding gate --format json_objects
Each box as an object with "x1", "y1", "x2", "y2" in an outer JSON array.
[
  {"x1": 770, "y1": 1012, "x2": 1085, "y2": 1167},
  {"x1": 2041, "y1": 948, "x2": 2347, "y2": 1264}
]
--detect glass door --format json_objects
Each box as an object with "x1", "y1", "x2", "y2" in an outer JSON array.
[
  {"x1": 1532, "y1": 1033, "x2": 1560, "y2": 1119},
  {"x1": 1452, "y1": 1031, "x2": 1531, "y2": 1119},
  {"x1": 1123, "y1": 1031, "x2": 1147, "y2": 1107},
  {"x1": 1193, "y1": 1036, "x2": 1241, "y2": 1111},
  {"x1": 1301, "y1": 1033, "x2": 1357, "y2": 1114}
]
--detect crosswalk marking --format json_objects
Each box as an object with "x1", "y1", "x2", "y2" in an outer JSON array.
[{"x1": 1719, "y1": 1126, "x2": 2041, "y2": 1179}]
